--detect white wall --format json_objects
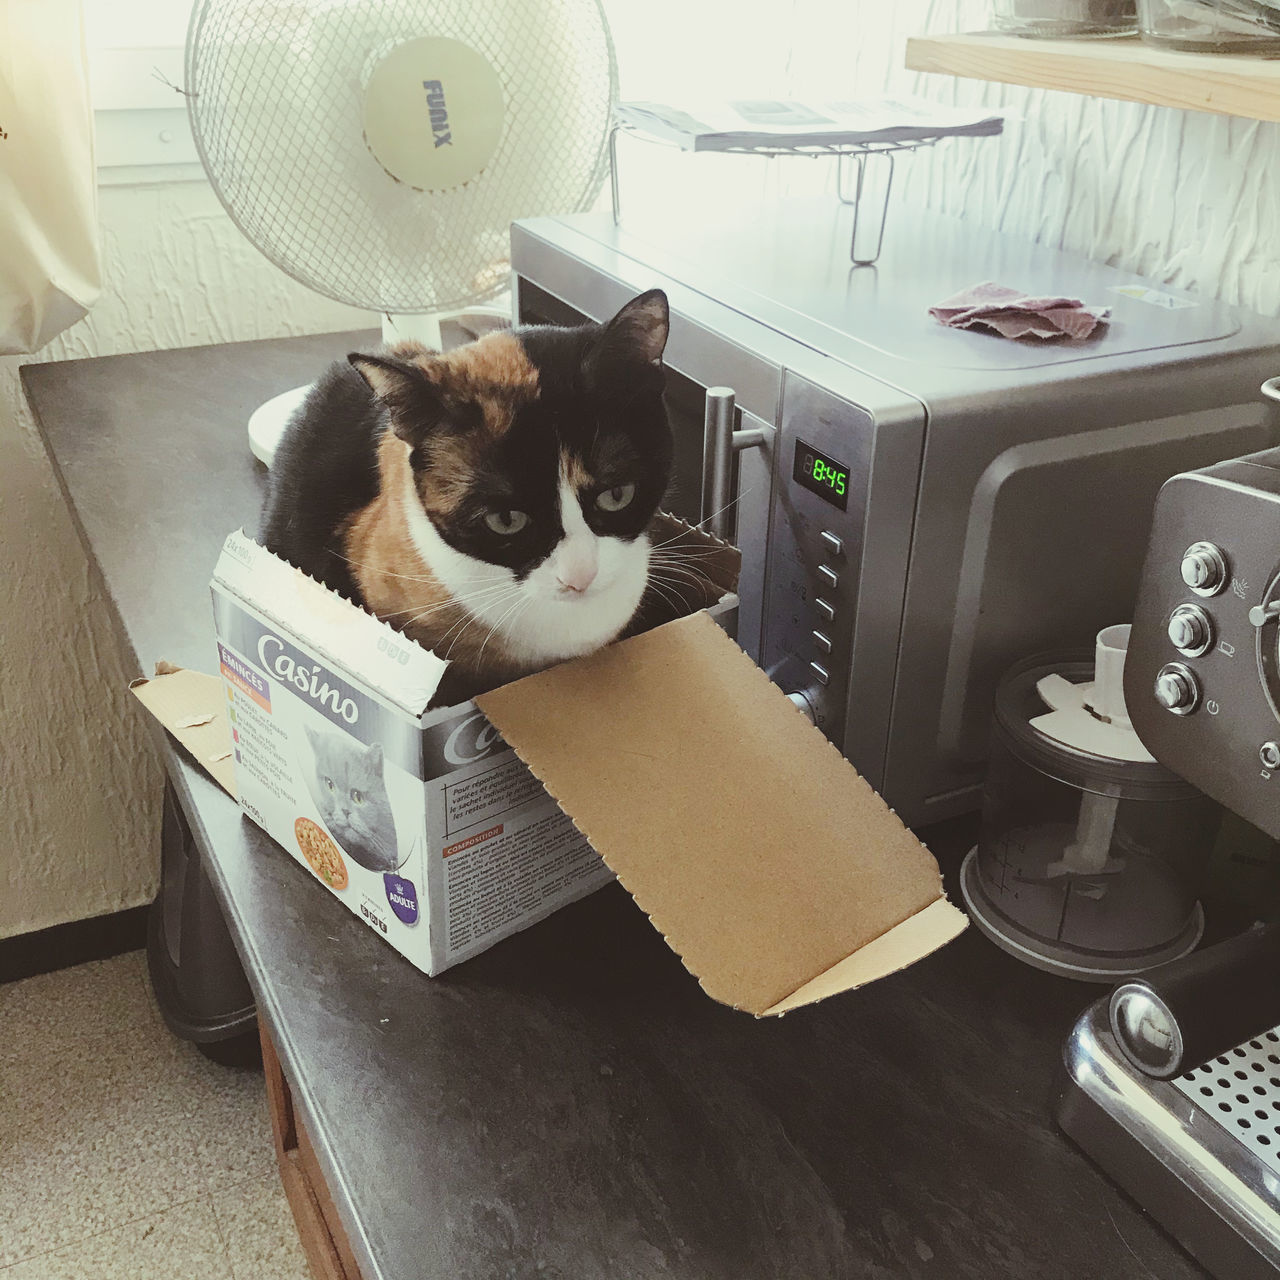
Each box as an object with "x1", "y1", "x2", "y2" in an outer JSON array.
[{"x1": 6, "y1": 0, "x2": 1280, "y2": 938}]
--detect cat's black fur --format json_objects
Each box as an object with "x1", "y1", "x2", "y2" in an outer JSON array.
[
  {"x1": 259, "y1": 304, "x2": 672, "y2": 604},
  {"x1": 259, "y1": 360, "x2": 384, "y2": 600}
]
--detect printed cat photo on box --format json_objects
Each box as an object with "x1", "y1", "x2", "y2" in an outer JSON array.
[
  {"x1": 261, "y1": 290, "x2": 686, "y2": 706},
  {"x1": 301, "y1": 724, "x2": 404, "y2": 875}
]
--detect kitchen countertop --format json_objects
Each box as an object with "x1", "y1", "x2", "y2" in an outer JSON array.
[{"x1": 23, "y1": 331, "x2": 1209, "y2": 1280}]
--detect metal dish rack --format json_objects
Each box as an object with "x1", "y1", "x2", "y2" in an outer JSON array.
[{"x1": 607, "y1": 120, "x2": 945, "y2": 266}]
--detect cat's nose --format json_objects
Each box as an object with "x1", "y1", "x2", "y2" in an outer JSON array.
[{"x1": 556, "y1": 561, "x2": 597, "y2": 594}]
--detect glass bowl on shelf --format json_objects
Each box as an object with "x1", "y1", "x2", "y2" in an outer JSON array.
[
  {"x1": 1138, "y1": 0, "x2": 1280, "y2": 51},
  {"x1": 992, "y1": 0, "x2": 1139, "y2": 36}
]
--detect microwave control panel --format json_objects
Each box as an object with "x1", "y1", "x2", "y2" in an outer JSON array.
[{"x1": 760, "y1": 374, "x2": 874, "y2": 748}]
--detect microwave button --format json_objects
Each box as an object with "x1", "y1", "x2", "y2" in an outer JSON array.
[
  {"x1": 819, "y1": 530, "x2": 844, "y2": 557},
  {"x1": 812, "y1": 630, "x2": 833, "y2": 655},
  {"x1": 817, "y1": 564, "x2": 839, "y2": 591},
  {"x1": 809, "y1": 661, "x2": 830, "y2": 686},
  {"x1": 815, "y1": 597, "x2": 836, "y2": 624},
  {"x1": 1261, "y1": 741, "x2": 1280, "y2": 770}
]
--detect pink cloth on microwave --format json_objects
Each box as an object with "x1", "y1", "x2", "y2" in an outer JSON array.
[{"x1": 930, "y1": 280, "x2": 1109, "y2": 341}]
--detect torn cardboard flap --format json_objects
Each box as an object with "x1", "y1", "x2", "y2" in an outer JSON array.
[
  {"x1": 477, "y1": 612, "x2": 967, "y2": 1017},
  {"x1": 130, "y1": 667, "x2": 238, "y2": 800}
]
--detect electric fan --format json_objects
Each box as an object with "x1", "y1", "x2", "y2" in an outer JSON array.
[{"x1": 185, "y1": 0, "x2": 617, "y2": 466}]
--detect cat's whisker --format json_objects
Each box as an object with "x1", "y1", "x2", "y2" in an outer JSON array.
[
  {"x1": 647, "y1": 572, "x2": 697, "y2": 603},
  {"x1": 649, "y1": 561, "x2": 721, "y2": 592},
  {"x1": 647, "y1": 488, "x2": 754, "y2": 551},
  {"x1": 381, "y1": 580, "x2": 516, "y2": 623},
  {"x1": 438, "y1": 589, "x2": 523, "y2": 659},
  {"x1": 648, "y1": 546, "x2": 728, "y2": 563},
  {"x1": 648, "y1": 555, "x2": 725, "y2": 581},
  {"x1": 397, "y1": 590, "x2": 514, "y2": 645},
  {"x1": 475, "y1": 593, "x2": 533, "y2": 669},
  {"x1": 643, "y1": 577, "x2": 689, "y2": 614},
  {"x1": 335, "y1": 552, "x2": 509, "y2": 589}
]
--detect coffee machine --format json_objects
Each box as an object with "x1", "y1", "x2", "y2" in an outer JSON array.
[{"x1": 1055, "y1": 385, "x2": 1280, "y2": 1280}]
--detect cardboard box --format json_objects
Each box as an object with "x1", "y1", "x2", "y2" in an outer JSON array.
[{"x1": 133, "y1": 515, "x2": 967, "y2": 1015}]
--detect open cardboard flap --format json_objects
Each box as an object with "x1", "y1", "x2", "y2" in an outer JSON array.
[
  {"x1": 477, "y1": 612, "x2": 968, "y2": 1017},
  {"x1": 130, "y1": 667, "x2": 238, "y2": 800}
]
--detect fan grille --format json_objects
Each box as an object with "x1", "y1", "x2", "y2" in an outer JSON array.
[{"x1": 187, "y1": 0, "x2": 616, "y2": 314}]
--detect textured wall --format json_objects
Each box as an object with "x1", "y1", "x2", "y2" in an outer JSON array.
[
  {"x1": 609, "y1": 0, "x2": 1280, "y2": 316},
  {"x1": 0, "y1": 181, "x2": 371, "y2": 940}
]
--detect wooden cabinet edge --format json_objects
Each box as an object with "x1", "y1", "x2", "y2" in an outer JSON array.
[{"x1": 261, "y1": 1020, "x2": 367, "y2": 1280}]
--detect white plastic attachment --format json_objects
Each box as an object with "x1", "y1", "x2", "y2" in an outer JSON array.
[{"x1": 1031, "y1": 623, "x2": 1155, "y2": 764}]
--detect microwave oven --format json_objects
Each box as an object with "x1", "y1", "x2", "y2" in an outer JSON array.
[{"x1": 510, "y1": 200, "x2": 1280, "y2": 827}]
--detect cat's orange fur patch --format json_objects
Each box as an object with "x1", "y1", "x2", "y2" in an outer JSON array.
[
  {"x1": 395, "y1": 332, "x2": 538, "y2": 438},
  {"x1": 342, "y1": 433, "x2": 522, "y2": 684},
  {"x1": 561, "y1": 451, "x2": 593, "y2": 492}
]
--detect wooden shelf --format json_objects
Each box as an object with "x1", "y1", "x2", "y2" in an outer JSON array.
[{"x1": 905, "y1": 31, "x2": 1280, "y2": 122}]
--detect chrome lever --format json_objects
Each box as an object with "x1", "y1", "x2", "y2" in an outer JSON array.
[{"x1": 701, "y1": 386, "x2": 767, "y2": 541}]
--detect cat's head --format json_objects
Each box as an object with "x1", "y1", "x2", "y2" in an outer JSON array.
[
  {"x1": 348, "y1": 290, "x2": 672, "y2": 667},
  {"x1": 304, "y1": 727, "x2": 399, "y2": 873}
]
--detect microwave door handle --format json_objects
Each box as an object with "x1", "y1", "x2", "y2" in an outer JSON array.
[{"x1": 701, "y1": 386, "x2": 768, "y2": 540}]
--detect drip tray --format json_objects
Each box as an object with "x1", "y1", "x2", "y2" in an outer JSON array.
[
  {"x1": 1054, "y1": 1001, "x2": 1280, "y2": 1280},
  {"x1": 1174, "y1": 1032, "x2": 1280, "y2": 1180}
]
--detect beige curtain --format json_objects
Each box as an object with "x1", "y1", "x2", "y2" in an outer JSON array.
[{"x1": 0, "y1": 0, "x2": 101, "y2": 353}]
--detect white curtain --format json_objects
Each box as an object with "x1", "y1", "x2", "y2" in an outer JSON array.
[{"x1": 0, "y1": 0, "x2": 101, "y2": 353}]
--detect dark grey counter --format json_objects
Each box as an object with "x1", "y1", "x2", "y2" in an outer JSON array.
[{"x1": 23, "y1": 332, "x2": 1208, "y2": 1280}]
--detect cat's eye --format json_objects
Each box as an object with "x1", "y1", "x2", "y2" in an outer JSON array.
[
  {"x1": 596, "y1": 483, "x2": 636, "y2": 512},
  {"x1": 350, "y1": 789, "x2": 365, "y2": 806},
  {"x1": 483, "y1": 509, "x2": 529, "y2": 536},
  {"x1": 323, "y1": 777, "x2": 336, "y2": 792}
]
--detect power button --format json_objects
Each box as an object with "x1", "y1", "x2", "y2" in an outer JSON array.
[{"x1": 1155, "y1": 662, "x2": 1200, "y2": 715}]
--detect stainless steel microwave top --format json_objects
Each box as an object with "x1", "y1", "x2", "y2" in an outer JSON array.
[{"x1": 510, "y1": 200, "x2": 1280, "y2": 827}]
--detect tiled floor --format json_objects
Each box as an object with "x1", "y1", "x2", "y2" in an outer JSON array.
[{"x1": 0, "y1": 950, "x2": 310, "y2": 1279}]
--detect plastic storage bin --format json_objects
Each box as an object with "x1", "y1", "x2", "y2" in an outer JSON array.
[
  {"x1": 1138, "y1": 0, "x2": 1280, "y2": 51},
  {"x1": 993, "y1": 0, "x2": 1138, "y2": 35},
  {"x1": 961, "y1": 628, "x2": 1222, "y2": 981}
]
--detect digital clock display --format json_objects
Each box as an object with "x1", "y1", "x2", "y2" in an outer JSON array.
[{"x1": 793, "y1": 439, "x2": 850, "y2": 511}]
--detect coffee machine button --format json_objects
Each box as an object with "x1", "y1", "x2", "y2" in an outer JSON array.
[
  {"x1": 817, "y1": 564, "x2": 839, "y2": 591},
  {"x1": 1261, "y1": 742, "x2": 1280, "y2": 770},
  {"x1": 812, "y1": 630, "x2": 833, "y2": 654},
  {"x1": 815, "y1": 598, "x2": 836, "y2": 624},
  {"x1": 1154, "y1": 663, "x2": 1200, "y2": 715},
  {"x1": 1167, "y1": 604, "x2": 1213, "y2": 656},
  {"x1": 819, "y1": 530, "x2": 844, "y2": 557},
  {"x1": 809, "y1": 661, "x2": 830, "y2": 686},
  {"x1": 1180, "y1": 542, "x2": 1228, "y2": 596}
]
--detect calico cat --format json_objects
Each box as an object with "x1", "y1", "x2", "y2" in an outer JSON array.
[
  {"x1": 260, "y1": 290, "x2": 673, "y2": 703},
  {"x1": 303, "y1": 726, "x2": 401, "y2": 873}
]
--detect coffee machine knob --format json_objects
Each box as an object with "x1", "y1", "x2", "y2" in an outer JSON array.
[
  {"x1": 1180, "y1": 542, "x2": 1228, "y2": 596},
  {"x1": 1154, "y1": 662, "x2": 1201, "y2": 715},
  {"x1": 1167, "y1": 604, "x2": 1213, "y2": 656},
  {"x1": 786, "y1": 690, "x2": 818, "y2": 724}
]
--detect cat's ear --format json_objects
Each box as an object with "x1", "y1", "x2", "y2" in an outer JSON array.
[
  {"x1": 302, "y1": 723, "x2": 322, "y2": 755},
  {"x1": 365, "y1": 741, "x2": 384, "y2": 772},
  {"x1": 588, "y1": 289, "x2": 669, "y2": 373},
  {"x1": 348, "y1": 353, "x2": 453, "y2": 448}
]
